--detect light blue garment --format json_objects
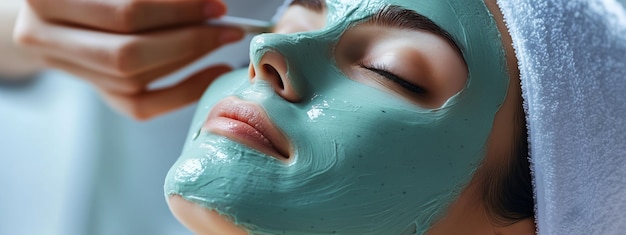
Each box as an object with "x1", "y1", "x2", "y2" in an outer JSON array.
[
  {"x1": 0, "y1": 70, "x2": 196, "y2": 235},
  {"x1": 0, "y1": 1, "x2": 284, "y2": 234},
  {"x1": 0, "y1": 71, "x2": 101, "y2": 235}
]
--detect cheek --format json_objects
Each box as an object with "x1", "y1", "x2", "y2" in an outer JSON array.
[
  {"x1": 282, "y1": 85, "x2": 427, "y2": 164},
  {"x1": 289, "y1": 80, "x2": 482, "y2": 173}
]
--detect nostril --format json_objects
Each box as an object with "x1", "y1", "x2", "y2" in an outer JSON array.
[
  {"x1": 263, "y1": 64, "x2": 284, "y2": 90},
  {"x1": 254, "y1": 51, "x2": 300, "y2": 102}
]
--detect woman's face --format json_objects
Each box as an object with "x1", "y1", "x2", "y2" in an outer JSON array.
[{"x1": 165, "y1": 0, "x2": 509, "y2": 234}]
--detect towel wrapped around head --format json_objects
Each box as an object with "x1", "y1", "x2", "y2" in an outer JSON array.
[{"x1": 496, "y1": 0, "x2": 626, "y2": 234}]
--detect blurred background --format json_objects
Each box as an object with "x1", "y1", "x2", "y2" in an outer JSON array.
[{"x1": 0, "y1": 0, "x2": 284, "y2": 234}]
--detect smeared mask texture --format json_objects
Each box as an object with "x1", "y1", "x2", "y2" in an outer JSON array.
[{"x1": 165, "y1": 0, "x2": 508, "y2": 234}]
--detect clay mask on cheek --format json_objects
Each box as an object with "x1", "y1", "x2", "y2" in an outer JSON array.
[{"x1": 164, "y1": 0, "x2": 509, "y2": 234}]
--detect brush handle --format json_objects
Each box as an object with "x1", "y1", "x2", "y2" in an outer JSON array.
[{"x1": 207, "y1": 16, "x2": 273, "y2": 34}]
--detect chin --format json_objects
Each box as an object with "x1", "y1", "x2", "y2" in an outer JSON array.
[{"x1": 167, "y1": 195, "x2": 249, "y2": 235}]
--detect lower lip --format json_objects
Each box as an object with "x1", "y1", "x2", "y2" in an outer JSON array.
[{"x1": 203, "y1": 117, "x2": 282, "y2": 158}]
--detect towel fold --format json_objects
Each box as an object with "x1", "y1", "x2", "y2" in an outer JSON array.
[{"x1": 497, "y1": 0, "x2": 626, "y2": 234}]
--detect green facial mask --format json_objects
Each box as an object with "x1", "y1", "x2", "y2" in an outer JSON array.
[{"x1": 165, "y1": 0, "x2": 508, "y2": 234}]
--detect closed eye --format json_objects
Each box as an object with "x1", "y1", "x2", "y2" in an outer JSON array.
[{"x1": 359, "y1": 64, "x2": 426, "y2": 95}]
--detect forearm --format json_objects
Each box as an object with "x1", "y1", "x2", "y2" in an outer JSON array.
[{"x1": 0, "y1": 1, "x2": 43, "y2": 78}]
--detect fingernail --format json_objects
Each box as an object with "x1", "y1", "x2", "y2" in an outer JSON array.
[
  {"x1": 204, "y1": 2, "x2": 224, "y2": 18},
  {"x1": 219, "y1": 28, "x2": 244, "y2": 43}
]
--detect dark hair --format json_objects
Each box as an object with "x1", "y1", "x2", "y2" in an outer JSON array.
[{"x1": 482, "y1": 101, "x2": 534, "y2": 225}]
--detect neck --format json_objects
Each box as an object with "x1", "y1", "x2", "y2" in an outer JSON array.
[{"x1": 425, "y1": 175, "x2": 535, "y2": 235}]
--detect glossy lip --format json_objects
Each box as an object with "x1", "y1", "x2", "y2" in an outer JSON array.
[{"x1": 202, "y1": 96, "x2": 292, "y2": 161}]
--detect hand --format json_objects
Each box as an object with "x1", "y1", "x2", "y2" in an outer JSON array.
[{"x1": 13, "y1": 0, "x2": 245, "y2": 120}]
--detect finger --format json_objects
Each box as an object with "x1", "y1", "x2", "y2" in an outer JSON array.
[
  {"x1": 42, "y1": 54, "x2": 206, "y2": 94},
  {"x1": 112, "y1": 25, "x2": 244, "y2": 77},
  {"x1": 15, "y1": 8, "x2": 244, "y2": 79},
  {"x1": 26, "y1": 0, "x2": 227, "y2": 33},
  {"x1": 98, "y1": 65, "x2": 232, "y2": 120}
]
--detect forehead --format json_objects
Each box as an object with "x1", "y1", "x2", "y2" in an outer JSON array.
[
  {"x1": 324, "y1": 0, "x2": 460, "y2": 22},
  {"x1": 324, "y1": 0, "x2": 468, "y2": 55},
  {"x1": 323, "y1": 0, "x2": 506, "y2": 75}
]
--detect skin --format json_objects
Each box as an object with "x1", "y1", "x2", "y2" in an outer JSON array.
[
  {"x1": 169, "y1": 1, "x2": 535, "y2": 235},
  {"x1": 0, "y1": 1, "x2": 42, "y2": 78},
  {"x1": 12, "y1": 0, "x2": 244, "y2": 120}
]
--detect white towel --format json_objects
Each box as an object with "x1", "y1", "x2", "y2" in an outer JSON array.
[{"x1": 497, "y1": 0, "x2": 626, "y2": 234}]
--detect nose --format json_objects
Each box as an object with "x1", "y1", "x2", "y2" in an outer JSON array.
[{"x1": 249, "y1": 50, "x2": 300, "y2": 102}]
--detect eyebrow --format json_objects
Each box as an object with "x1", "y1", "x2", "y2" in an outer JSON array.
[
  {"x1": 290, "y1": 2, "x2": 463, "y2": 57},
  {"x1": 367, "y1": 5, "x2": 464, "y2": 57}
]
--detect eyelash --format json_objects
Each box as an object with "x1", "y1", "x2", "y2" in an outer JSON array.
[{"x1": 357, "y1": 63, "x2": 426, "y2": 95}]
